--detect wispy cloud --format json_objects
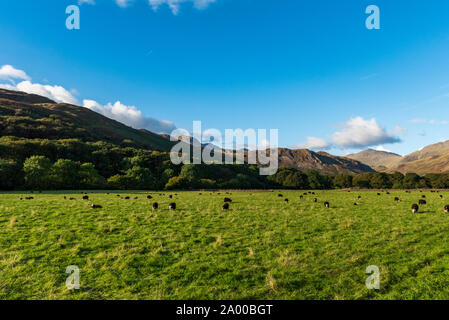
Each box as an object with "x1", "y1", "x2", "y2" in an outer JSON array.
[
  {"x1": 410, "y1": 119, "x2": 448, "y2": 125},
  {"x1": 149, "y1": 0, "x2": 216, "y2": 14},
  {"x1": 78, "y1": 0, "x2": 216, "y2": 14},
  {"x1": 290, "y1": 137, "x2": 330, "y2": 150}
]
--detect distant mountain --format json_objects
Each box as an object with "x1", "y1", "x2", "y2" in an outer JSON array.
[
  {"x1": 0, "y1": 89, "x2": 175, "y2": 151},
  {"x1": 388, "y1": 140, "x2": 449, "y2": 174},
  {"x1": 276, "y1": 148, "x2": 375, "y2": 175},
  {"x1": 347, "y1": 149, "x2": 402, "y2": 171}
]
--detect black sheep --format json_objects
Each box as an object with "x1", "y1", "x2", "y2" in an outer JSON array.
[
  {"x1": 313, "y1": 198, "x2": 318, "y2": 203},
  {"x1": 284, "y1": 198, "x2": 289, "y2": 203},
  {"x1": 412, "y1": 204, "x2": 419, "y2": 213},
  {"x1": 152, "y1": 203, "x2": 159, "y2": 210},
  {"x1": 147, "y1": 195, "x2": 153, "y2": 199},
  {"x1": 324, "y1": 201, "x2": 330, "y2": 208},
  {"x1": 419, "y1": 199, "x2": 427, "y2": 205},
  {"x1": 222, "y1": 203, "x2": 230, "y2": 210},
  {"x1": 91, "y1": 204, "x2": 102, "y2": 209},
  {"x1": 169, "y1": 203, "x2": 176, "y2": 210},
  {"x1": 224, "y1": 198, "x2": 232, "y2": 203}
]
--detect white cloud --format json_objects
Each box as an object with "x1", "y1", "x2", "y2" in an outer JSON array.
[
  {"x1": 332, "y1": 117, "x2": 401, "y2": 149},
  {"x1": 0, "y1": 80, "x2": 78, "y2": 105},
  {"x1": 78, "y1": 0, "x2": 95, "y2": 5},
  {"x1": 0, "y1": 64, "x2": 78, "y2": 104},
  {"x1": 375, "y1": 146, "x2": 393, "y2": 153},
  {"x1": 83, "y1": 99, "x2": 176, "y2": 134},
  {"x1": 0, "y1": 65, "x2": 30, "y2": 83},
  {"x1": 0, "y1": 64, "x2": 176, "y2": 134},
  {"x1": 148, "y1": 0, "x2": 216, "y2": 15},
  {"x1": 410, "y1": 118, "x2": 448, "y2": 125},
  {"x1": 116, "y1": 0, "x2": 132, "y2": 7},
  {"x1": 291, "y1": 137, "x2": 330, "y2": 150}
]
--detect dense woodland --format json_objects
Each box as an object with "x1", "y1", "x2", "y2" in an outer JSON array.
[{"x1": 0, "y1": 136, "x2": 448, "y2": 191}]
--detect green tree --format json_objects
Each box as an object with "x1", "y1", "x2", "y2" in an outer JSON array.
[
  {"x1": 353, "y1": 173, "x2": 373, "y2": 189},
  {"x1": 79, "y1": 163, "x2": 106, "y2": 189},
  {"x1": 50, "y1": 159, "x2": 80, "y2": 189},
  {"x1": 23, "y1": 156, "x2": 52, "y2": 190},
  {"x1": 333, "y1": 174, "x2": 353, "y2": 189},
  {"x1": 0, "y1": 159, "x2": 23, "y2": 190},
  {"x1": 283, "y1": 172, "x2": 309, "y2": 189},
  {"x1": 370, "y1": 173, "x2": 392, "y2": 189},
  {"x1": 403, "y1": 173, "x2": 421, "y2": 189},
  {"x1": 165, "y1": 176, "x2": 189, "y2": 190}
]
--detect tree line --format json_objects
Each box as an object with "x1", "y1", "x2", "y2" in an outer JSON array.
[{"x1": 0, "y1": 136, "x2": 448, "y2": 190}]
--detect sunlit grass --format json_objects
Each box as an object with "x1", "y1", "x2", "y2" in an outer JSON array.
[{"x1": 1, "y1": 189, "x2": 449, "y2": 300}]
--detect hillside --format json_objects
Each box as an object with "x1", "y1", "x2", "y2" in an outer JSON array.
[
  {"x1": 388, "y1": 140, "x2": 449, "y2": 174},
  {"x1": 276, "y1": 148, "x2": 375, "y2": 175},
  {"x1": 0, "y1": 89, "x2": 175, "y2": 151},
  {"x1": 347, "y1": 149, "x2": 402, "y2": 171}
]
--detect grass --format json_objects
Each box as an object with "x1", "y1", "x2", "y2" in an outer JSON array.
[{"x1": 1, "y1": 189, "x2": 449, "y2": 300}]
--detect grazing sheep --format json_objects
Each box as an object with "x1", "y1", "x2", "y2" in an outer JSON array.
[
  {"x1": 377, "y1": 193, "x2": 381, "y2": 196},
  {"x1": 354, "y1": 203, "x2": 359, "y2": 206},
  {"x1": 444, "y1": 205, "x2": 449, "y2": 213},
  {"x1": 224, "y1": 198, "x2": 232, "y2": 203},
  {"x1": 313, "y1": 198, "x2": 318, "y2": 203},
  {"x1": 419, "y1": 199, "x2": 427, "y2": 205},
  {"x1": 222, "y1": 203, "x2": 230, "y2": 210},
  {"x1": 69, "y1": 197, "x2": 75, "y2": 200},
  {"x1": 412, "y1": 204, "x2": 419, "y2": 214},
  {"x1": 169, "y1": 195, "x2": 173, "y2": 199},
  {"x1": 64, "y1": 196, "x2": 66, "y2": 199},
  {"x1": 386, "y1": 192, "x2": 390, "y2": 195},
  {"x1": 440, "y1": 195, "x2": 444, "y2": 199},
  {"x1": 324, "y1": 201, "x2": 330, "y2": 208},
  {"x1": 124, "y1": 196, "x2": 130, "y2": 200},
  {"x1": 394, "y1": 197, "x2": 400, "y2": 202},
  {"x1": 82, "y1": 195, "x2": 89, "y2": 200},
  {"x1": 358, "y1": 196, "x2": 362, "y2": 199},
  {"x1": 278, "y1": 194, "x2": 283, "y2": 197},
  {"x1": 169, "y1": 203, "x2": 176, "y2": 210},
  {"x1": 25, "y1": 197, "x2": 34, "y2": 200},
  {"x1": 299, "y1": 195, "x2": 303, "y2": 199},
  {"x1": 422, "y1": 195, "x2": 426, "y2": 198},
  {"x1": 152, "y1": 202, "x2": 159, "y2": 210},
  {"x1": 134, "y1": 197, "x2": 138, "y2": 200},
  {"x1": 91, "y1": 204, "x2": 102, "y2": 209},
  {"x1": 284, "y1": 198, "x2": 289, "y2": 203},
  {"x1": 147, "y1": 195, "x2": 153, "y2": 199}
]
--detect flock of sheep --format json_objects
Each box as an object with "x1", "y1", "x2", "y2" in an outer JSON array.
[{"x1": 19, "y1": 190, "x2": 449, "y2": 214}]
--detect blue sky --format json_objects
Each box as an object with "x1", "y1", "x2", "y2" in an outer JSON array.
[{"x1": 0, "y1": 0, "x2": 449, "y2": 155}]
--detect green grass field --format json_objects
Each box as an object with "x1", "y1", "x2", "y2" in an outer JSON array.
[{"x1": 1, "y1": 189, "x2": 449, "y2": 300}]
